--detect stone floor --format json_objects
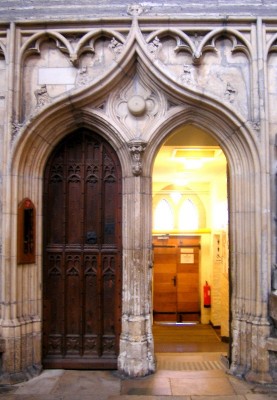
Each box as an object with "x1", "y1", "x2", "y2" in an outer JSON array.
[
  {"x1": 0, "y1": 353, "x2": 276, "y2": 400},
  {"x1": 1, "y1": 325, "x2": 276, "y2": 399}
]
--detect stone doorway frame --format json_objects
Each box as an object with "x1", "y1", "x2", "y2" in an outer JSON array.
[
  {"x1": 3, "y1": 59, "x2": 272, "y2": 385},
  {"x1": 142, "y1": 106, "x2": 271, "y2": 383}
]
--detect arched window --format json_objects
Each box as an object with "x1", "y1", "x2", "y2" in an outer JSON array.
[
  {"x1": 154, "y1": 199, "x2": 174, "y2": 231},
  {"x1": 179, "y1": 199, "x2": 198, "y2": 230}
]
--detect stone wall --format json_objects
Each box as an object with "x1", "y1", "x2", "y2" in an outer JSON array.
[
  {"x1": 0, "y1": 1, "x2": 277, "y2": 21},
  {"x1": 0, "y1": 0, "x2": 276, "y2": 385}
]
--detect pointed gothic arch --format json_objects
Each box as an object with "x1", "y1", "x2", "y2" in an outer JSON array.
[
  {"x1": 3, "y1": 27, "x2": 271, "y2": 381},
  {"x1": 145, "y1": 102, "x2": 270, "y2": 380}
]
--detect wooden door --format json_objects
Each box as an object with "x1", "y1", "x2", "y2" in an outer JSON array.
[
  {"x1": 153, "y1": 244, "x2": 177, "y2": 319},
  {"x1": 153, "y1": 236, "x2": 200, "y2": 322},
  {"x1": 43, "y1": 129, "x2": 122, "y2": 369},
  {"x1": 176, "y1": 237, "x2": 200, "y2": 319}
]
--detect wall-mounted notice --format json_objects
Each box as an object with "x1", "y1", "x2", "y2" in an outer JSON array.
[{"x1": 180, "y1": 248, "x2": 194, "y2": 263}]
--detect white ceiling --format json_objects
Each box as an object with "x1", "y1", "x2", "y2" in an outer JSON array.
[{"x1": 153, "y1": 124, "x2": 227, "y2": 192}]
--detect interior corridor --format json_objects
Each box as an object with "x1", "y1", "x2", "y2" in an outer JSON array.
[{"x1": 153, "y1": 322, "x2": 228, "y2": 353}]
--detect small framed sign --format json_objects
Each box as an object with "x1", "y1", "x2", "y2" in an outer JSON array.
[{"x1": 17, "y1": 198, "x2": 36, "y2": 264}]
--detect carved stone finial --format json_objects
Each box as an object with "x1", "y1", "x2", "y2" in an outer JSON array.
[
  {"x1": 127, "y1": 3, "x2": 144, "y2": 16},
  {"x1": 34, "y1": 84, "x2": 52, "y2": 110},
  {"x1": 128, "y1": 139, "x2": 147, "y2": 176}
]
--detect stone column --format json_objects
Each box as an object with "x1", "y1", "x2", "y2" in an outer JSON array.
[{"x1": 117, "y1": 140, "x2": 155, "y2": 377}]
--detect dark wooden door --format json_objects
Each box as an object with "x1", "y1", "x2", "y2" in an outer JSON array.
[{"x1": 43, "y1": 129, "x2": 122, "y2": 369}]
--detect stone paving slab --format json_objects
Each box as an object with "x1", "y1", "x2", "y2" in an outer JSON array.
[
  {"x1": 0, "y1": 367, "x2": 276, "y2": 400},
  {"x1": 108, "y1": 396, "x2": 191, "y2": 400},
  {"x1": 108, "y1": 395, "x2": 276, "y2": 400},
  {"x1": 170, "y1": 376, "x2": 235, "y2": 396}
]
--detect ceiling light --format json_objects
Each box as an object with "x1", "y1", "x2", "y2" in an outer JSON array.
[{"x1": 183, "y1": 159, "x2": 203, "y2": 169}]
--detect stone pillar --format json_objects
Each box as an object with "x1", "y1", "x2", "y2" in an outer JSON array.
[
  {"x1": 228, "y1": 158, "x2": 272, "y2": 383},
  {"x1": 117, "y1": 140, "x2": 155, "y2": 377}
]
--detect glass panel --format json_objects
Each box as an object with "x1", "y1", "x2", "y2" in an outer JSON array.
[
  {"x1": 179, "y1": 199, "x2": 198, "y2": 230},
  {"x1": 154, "y1": 199, "x2": 174, "y2": 231}
]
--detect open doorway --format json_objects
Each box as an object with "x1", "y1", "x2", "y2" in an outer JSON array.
[{"x1": 152, "y1": 124, "x2": 229, "y2": 355}]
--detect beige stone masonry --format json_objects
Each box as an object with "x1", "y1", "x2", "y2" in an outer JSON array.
[{"x1": 0, "y1": 7, "x2": 275, "y2": 384}]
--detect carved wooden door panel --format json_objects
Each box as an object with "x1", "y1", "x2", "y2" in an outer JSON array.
[{"x1": 43, "y1": 129, "x2": 122, "y2": 369}]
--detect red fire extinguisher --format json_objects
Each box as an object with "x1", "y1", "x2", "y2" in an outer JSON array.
[{"x1": 204, "y1": 281, "x2": 211, "y2": 308}]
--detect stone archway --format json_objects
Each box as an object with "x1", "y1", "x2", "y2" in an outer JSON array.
[
  {"x1": 5, "y1": 110, "x2": 131, "y2": 380},
  {"x1": 3, "y1": 29, "x2": 272, "y2": 382},
  {"x1": 143, "y1": 106, "x2": 271, "y2": 383}
]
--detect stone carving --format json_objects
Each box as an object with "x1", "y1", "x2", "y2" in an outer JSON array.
[
  {"x1": 174, "y1": 36, "x2": 204, "y2": 65},
  {"x1": 148, "y1": 36, "x2": 162, "y2": 56},
  {"x1": 192, "y1": 50, "x2": 202, "y2": 65},
  {"x1": 224, "y1": 82, "x2": 237, "y2": 103},
  {"x1": 11, "y1": 120, "x2": 23, "y2": 140},
  {"x1": 76, "y1": 66, "x2": 92, "y2": 87},
  {"x1": 128, "y1": 139, "x2": 147, "y2": 176},
  {"x1": 127, "y1": 3, "x2": 144, "y2": 16},
  {"x1": 108, "y1": 37, "x2": 124, "y2": 59},
  {"x1": 112, "y1": 72, "x2": 165, "y2": 139},
  {"x1": 180, "y1": 64, "x2": 197, "y2": 87},
  {"x1": 34, "y1": 85, "x2": 52, "y2": 110},
  {"x1": 127, "y1": 95, "x2": 146, "y2": 116},
  {"x1": 117, "y1": 90, "x2": 158, "y2": 122},
  {"x1": 251, "y1": 120, "x2": 261, "y2": 131}
]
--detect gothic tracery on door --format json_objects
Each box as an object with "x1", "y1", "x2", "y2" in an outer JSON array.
[{"x1": 43, "y1": 129, "x2": 122, "y2": 369}]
